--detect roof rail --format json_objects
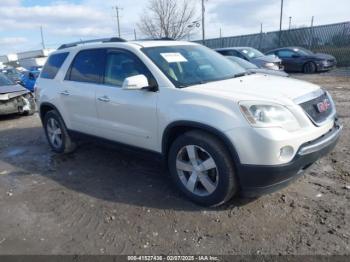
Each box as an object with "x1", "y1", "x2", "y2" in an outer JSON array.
[{"x1": 57, "y1": 37, "x2": 127, "y2": 50}]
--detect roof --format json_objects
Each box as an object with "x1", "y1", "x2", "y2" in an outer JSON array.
[
  {"x1": 56, "y1": 38, "x2": 198, "y2": 52},
  {"x1": 215, "y1": 47, "x2": 253, "y2": 51}
]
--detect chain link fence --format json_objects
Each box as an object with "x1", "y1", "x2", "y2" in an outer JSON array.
[{"x1": 197, "y1": 22, "x2": 350, "y2": 67}]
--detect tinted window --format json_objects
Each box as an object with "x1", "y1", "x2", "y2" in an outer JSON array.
[
  {"x1": 68, "y1": 49, "x2": 106, "y2": 83},
  {"x1": 104, "y1": 51, "x2": 152, "y2": 87},
  {"x1": 41, "y1": 52, "x2": 69, "y2": 79},
  {"x1": 277, "y1": 50, "x2": 295, "y2": 58}
]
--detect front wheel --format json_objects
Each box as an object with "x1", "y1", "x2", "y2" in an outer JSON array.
[
  {"x1": 168, "y1": 130, "x2": 238, "y2": 207},
  {"x1": 43, "y1": 110, "x2": 76, "y2": 154},
  {"x1": 303, "y1": 62, "x2": 317, "y2": 74}
]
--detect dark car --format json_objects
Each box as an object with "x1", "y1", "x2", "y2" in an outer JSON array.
[
  {"x1": 265, "y1": 47, "x2": 337, "y2": 73},
  {"x1": 225, "y1": 56, "x2": 289, "y2": 77},
  {"x1": 215, "y1": 47, "x2": 284, "y2": 71},
  {"x1": 0, "y1": 73, "x2": 36, "y2": 116}
]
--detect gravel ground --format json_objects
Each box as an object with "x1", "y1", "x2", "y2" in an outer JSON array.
[{"x1": 0, "y1": 73, "x2": 349, "y2": 255}]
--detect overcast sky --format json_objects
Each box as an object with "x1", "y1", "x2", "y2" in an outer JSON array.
[{"x1": 0, "y1": 0, "x2": 349, "y2": 55}]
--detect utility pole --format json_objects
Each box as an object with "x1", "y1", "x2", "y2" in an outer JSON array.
[
  {"x1": 114, "y1": 6, "x2": 122, "y2": 37},
  {"x1": 40, "y1": 25, "x2": 45, "y2": 49},
  {"x1": 260, "y1": 23, "x2": 263, "y2": 33},
  {"x1": 309, "y1": 16, "x2": 314, "y2": 48},
  {"x1": 279, "y1": 0, "x2": 284, "y2": 46},
  {"x1": 134, "y1": 28, "x2": 137, "y2": 40},
  {"x1": 289, "y1": 16, "x2": 292, "y2": 30},
  {"x1": 201, "y1": 0, "x2": 205, "y2": 44}
]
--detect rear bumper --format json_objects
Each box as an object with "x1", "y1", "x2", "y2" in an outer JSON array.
[{"x1": 238, "y1": 122, "x2": 342, "y2": 197}]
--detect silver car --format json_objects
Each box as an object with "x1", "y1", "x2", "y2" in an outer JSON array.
[{"x1": 216, "y1": 47, "x2": 284, "y2": 71}]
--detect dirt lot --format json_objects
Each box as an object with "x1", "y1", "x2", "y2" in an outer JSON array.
[{"x1": 0, "y1": 73, "x2": 349, "y2": 255}]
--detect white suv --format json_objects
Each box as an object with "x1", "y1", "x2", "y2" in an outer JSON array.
[{"x1": 36, "y1": 38, "x2": 342, "y2": 206}]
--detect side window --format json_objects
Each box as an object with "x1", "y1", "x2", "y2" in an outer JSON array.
[
  {"x1": 277, "y1": 50, "x2": 294, "y2": 58},
  {"x1": 104, "y1": 51, "x2": 152, "y2": 87},
  {"x1": 67, "y1": 49, "x2": 106, "y2": 84},
  {"x1": 41, "y1": 52, "x2": 69, "y2": 79},
  {"x1": 217, "y1": 50, "x2": 230, "y2": 56}
]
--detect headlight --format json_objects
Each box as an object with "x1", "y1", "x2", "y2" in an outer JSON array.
[
  {"x1": 239, "y1": 101, "x2": 301, "y2": 131},
  {"x1": 265, "y1": 63, "x2": 278, "y2": 69}
]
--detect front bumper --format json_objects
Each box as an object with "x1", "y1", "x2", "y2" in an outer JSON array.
[
  {"x1": 316, "y1": 61, "x2": 337, "y2": 71},
  {"x1": 238, "y1": 122, "x2": 342, "y2": 197},
  {"x1": 0, "y1": 92, "x2": 33, "y2": 115}
]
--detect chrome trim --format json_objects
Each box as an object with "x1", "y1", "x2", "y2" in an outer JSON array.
[
  {"x1": 298, "y1": 124, "x2": 343, "y2": 156},
  {"x1": 293, "y1": 88, "x2": 325, "y2": 104},
  {"x1": 296, "y1": 90, "x2": 336, "y2": 127}
]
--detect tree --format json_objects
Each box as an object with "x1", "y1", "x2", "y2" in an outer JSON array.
[{"x1": 138, "y1": 0, "x2": 197, "y2": 40}]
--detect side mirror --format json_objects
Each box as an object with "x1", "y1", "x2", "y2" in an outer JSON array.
[{"x1": 122, "y1": 74, "x2": 149, "y2": 90}]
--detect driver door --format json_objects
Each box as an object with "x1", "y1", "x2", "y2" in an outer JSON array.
[{"x1": 95, "y1": 49, "x2": 159, "y2": 151}]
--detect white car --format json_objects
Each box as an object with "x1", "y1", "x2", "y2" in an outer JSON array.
[{"x1": 36, "y1": 38, "x2": 342, "y2": 206}]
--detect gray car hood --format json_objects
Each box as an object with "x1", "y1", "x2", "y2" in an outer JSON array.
[{"x1": 0, "y1": 84, "x2": 29, "y2": 94}]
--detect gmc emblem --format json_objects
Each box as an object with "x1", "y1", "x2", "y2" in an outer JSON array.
[{"x1": 316, "y1": 99, "x2": 331, "y2": 113}]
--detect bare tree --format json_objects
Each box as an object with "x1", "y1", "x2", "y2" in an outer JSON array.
[{"x1": 138, "y1": 0, "x2": 197, "y2": 40}]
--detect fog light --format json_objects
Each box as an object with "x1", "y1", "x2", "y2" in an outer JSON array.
[{"x1": 279, "y1": 146, "x2": 294, "y2": 160}]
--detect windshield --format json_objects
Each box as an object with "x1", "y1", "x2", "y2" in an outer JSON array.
[
  {"x1": 0, "y1": 73, "x2": 15, "y2": 86},
  {"x1": 226, "y1": 56, "x2": 258, "y2": 69},
  {"x1": 237, "y1": 47, "x2": 264, "y2": 59},
  {"x1": 294, "y1": 48, "x2": 314, "y2": 56},
  {"x1": 142, "y1": 45, "x2": 246, "y2": 88}
]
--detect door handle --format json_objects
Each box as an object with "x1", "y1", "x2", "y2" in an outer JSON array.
[
  {"x1": 60, "y1": 90, "x2": 70, "y2": 96},
  {"x1": 98, "y1": 96, "x2": 110, "y2": 102}
]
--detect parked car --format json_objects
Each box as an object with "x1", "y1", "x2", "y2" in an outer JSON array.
[
  {"x1": 266, "y1": 47, "x2": 337, "y2": 73},
  {"x1": 215, "y1": 47, "x2": 284, "y2": 71},
  {"x1": 226, "y1": 56, "x2": 289, "y2": 77},
  {"x1": 36, "y1": 38, "x2": 341, "y2": 206},
  {"x1": 0, "y1": 73, "x2": 36, "y2": 116},
  {"x1": 20, "y1": 70, "x2": 40, "y2": 92}
]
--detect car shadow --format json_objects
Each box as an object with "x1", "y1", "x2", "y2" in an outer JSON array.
[{"x1": 0, "y1": 126, "x2": 256, "y2": 211}]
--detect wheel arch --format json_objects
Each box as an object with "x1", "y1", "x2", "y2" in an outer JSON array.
[
  {"x1": 39, "y1": 102, "x2": 65, "y2": 125},
  {"x1": 162, "y1": 121, "x2": 241, "y2": 165}
]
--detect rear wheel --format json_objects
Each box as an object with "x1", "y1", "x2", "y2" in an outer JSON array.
[
  {"x1": 168, "y1": 130, "x2": 238, "y2": 207},
  {"x1": 43, "y1": 110, "x2": 76, "y2": 153},
  {"x1": 303, "y1": 62, "x2": 317, "y2": 74}
]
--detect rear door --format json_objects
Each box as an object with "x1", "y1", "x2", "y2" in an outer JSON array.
[
  {"x1": 95, "y1": 49, "x2": 158, "y2": 151},
  {"x1": 60, "y1": 48, "x2": 106, "y2": 135}
]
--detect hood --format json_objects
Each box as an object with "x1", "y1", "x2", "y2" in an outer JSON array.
[
  {"x1": 311, "y1": 53, "x2": 335, "y2": 60},
  {"x1": 252, "y1": 55, "x2": 281, "y2": 63},
  {"x1": 186, "y1": 74, "x2": 320, "y2": 105},
  {"x1": 0, "y1": 84, "x2": 29, "y2": 94}
]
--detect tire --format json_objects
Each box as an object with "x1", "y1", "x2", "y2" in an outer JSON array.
[
  {"x1": 303, "y1": 62, "x2": 317, "y2": 74},
  {"x1": 168, "y1": 130, "x2": 238, "y2": 207},
  {"x1": 43, "y1": 110, "x2": 76, "y2": 154}
]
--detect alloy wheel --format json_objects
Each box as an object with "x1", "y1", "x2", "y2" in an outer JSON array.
[
  {"x1": 46, "y1": 118, "x2": 63, "y2": 149},
  {"x1": 176, "y1": 145, "x2": 219, "y2": 196}
]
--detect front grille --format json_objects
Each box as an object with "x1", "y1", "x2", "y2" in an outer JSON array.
[{"x1": 299, "y1": 92, "x2": 333, "y2": 125}]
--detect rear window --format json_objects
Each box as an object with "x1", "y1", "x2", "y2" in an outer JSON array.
[
  {"x1": 66, "y1": 49, "x2": 106, "y2": 84},
  {"x1": 41, "y1": 52, "x2": 69, "y2": 79}
]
